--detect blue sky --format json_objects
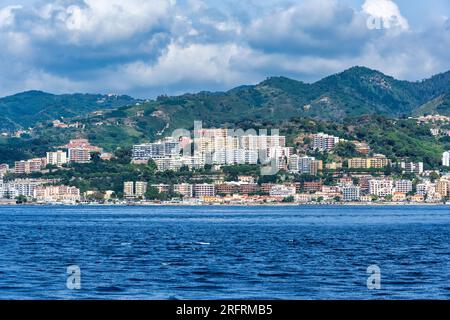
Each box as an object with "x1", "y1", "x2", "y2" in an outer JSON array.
[{"x1": 0, "y1": 0, "x2": 449, "y2": 98}]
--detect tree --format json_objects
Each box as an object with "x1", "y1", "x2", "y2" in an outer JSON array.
[
  {"x1": 15, "y1": 195, "x2": 27, "y2": 204},
  {"x1": 145, "y1": 186, "x2": 161, "y2": 200},
  {"x1": 282, "y1": 196, "x2": 295, "y2": 203},
  {"x1": 334, "y1": 142, "x2": 358, "y2": 158},
  {"x1": 114, "y1": 147, "x2": 132, "y2": 164}
]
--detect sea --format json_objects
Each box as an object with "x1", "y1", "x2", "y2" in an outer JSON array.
[{"x1": 0, "y1": 205, "x2": 448, "y2": 300}]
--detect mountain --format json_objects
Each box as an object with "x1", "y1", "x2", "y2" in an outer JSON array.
[
  {"x1": 413, "y1": 93, "x2": 450, "y2": 116},
  {"x1": 0, "y1": 91, "x2": 139, "y2": 131},
  {"x1": 130, "y1": 66, "x2": 450, "y2": 129},
  {"x1": 2, "y1": 67, "x2": 450, "y2": 133},
  {"x1": 1, "y1": 66, "x2": 450, "y2": 165}
]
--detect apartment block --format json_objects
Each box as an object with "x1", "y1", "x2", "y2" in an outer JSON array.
[
  {"x1": 436, "y1": 180, "x2": 449, "y2": 198},
  {"x1": 348, "y1": 154, "x2": 390, "y2": 169},
  {"x1": 399, "y1": 162, "x2": 424, "y2": 175},
  {"x1": 68, "y1": 148, "x2": 91, "y2": 163},
  {"x1": 194, "y1": 184, "x2": 216, "y2": 198},
  {"x1": 135, "y1": 181, "x2": 148, "y2": 197},
  {"x1": 124, "y1": 181, "x2": 135, "y2": 198},
  {"x1": 132, "y1": 139, "x2": 180, "y2": 160},
  {"x1": 342, "y1": 185, "x2": 361, "y2": 202},
  {"x1": 395, "y1": 180, "x2": 413, "y2": 194},
  {"x1": 46, "y1": 150, "x2": 68, "y2": 167},
  {"x1": 443, "y1": 151, "x2": 450, "y2": 167},
  {"x1": 369, "y1": 179, "x2": 394, "y2": 197},
  {"x1": 14, "y1": 158, "x2": 47, "y2": 174},
  {"x1": 312, "y1": 133, "x2": 341, "y2": 151},
  {"x1": 173, "y1": 184, "x2": 194, "y2": 198},
  {"x1": 269, "y1": 185, "x2": 296, "y2": 197},
  {"x1": 33, "y1": 185, "x2": 80, "y2": 203}
]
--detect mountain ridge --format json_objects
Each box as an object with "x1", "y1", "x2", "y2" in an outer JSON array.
[{"x1": 1, "y1": 66, "x2": 450, "y2": 134}]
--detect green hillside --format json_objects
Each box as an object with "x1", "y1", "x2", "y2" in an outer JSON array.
[
  {"x1": 0, "y1": 91, "x2": 139, "y2": 131},
  {"x1": 413, "y1": 93, "x2": 450, "y2": 116},
  {"x1": 1, "y1": 66, "x2": 450, "y2": 166}
]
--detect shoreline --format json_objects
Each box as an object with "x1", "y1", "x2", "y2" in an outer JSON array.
[{"x1": 1, "y1": 202, "x2": 449, "y2": 207}]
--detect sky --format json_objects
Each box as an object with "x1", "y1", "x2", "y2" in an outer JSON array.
[{"x1": 0, "y1": 0, "x2": 449, "y2": 98}]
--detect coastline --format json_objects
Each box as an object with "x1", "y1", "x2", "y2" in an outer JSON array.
[{"x1": 1, "y1": 202, "x2": 449, "y2": 207}]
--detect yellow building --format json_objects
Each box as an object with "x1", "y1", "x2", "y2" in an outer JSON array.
[
  {"x1": 436, "y1": 180, "x2": 449, "y2": 198},
  {"x1": 392, "y1": 192, "x2": 407, "y2": 202},
  {"x1": 411, "y1": 194, "x2": 425, "y2": 203},
  {"x1": 348, "y1": 155, "x2": 390, "y2": 169}
]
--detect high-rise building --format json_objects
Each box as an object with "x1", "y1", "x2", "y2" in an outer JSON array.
[
  {"x1": 436, "y1": 180, "x2": 449, "y2": 198},
  {"x1": 369, "y1": 179, "x2": 394, "y2": 197},
  {"x1": 68, "y1": 148, "x2": 91, "y2": 163},
  {"x1": 194, "y1": 184, "x2": 216, "y2": 198},
  {"x1": 291, "y1": 156, "x2": 323, "y2": 175},
  {"x1": 123, "y1": 182, "x2": 134, "y2": 198},
  {"x1": 443, "y1": 151, "x2": 450, "y2": 167},
  {"x1": 173, "y1": 184, "x2": 194, "y2": 198},
  {"x1": 132, "y1": 138, "x2": 180, "y2": 160},
  {"x1": 312, "y1": 133, "x2": 341, "y2": 151},
  {"x1": 14, "y1": 158, "x2": 47, "y2": 174},
  {"x1": 342, "y1": 185, "x2": 361, "y2": 202},
  {"x1": 46, "y1": 150, "x2": 68, "y2": 167},
  {"x1": 399, "y1": 162, "x2": 424, "y2": 175},
  {"x1": 135, "y1": 182, "x2": 148, "y2": 198},
  {"x1": 395, "y1": 180, "x2": 413, "y2": 194}
]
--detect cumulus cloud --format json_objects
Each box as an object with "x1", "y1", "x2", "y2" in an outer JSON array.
[
  {"x1": 0, "y1": 0, "x2": 449, "y2": 98},
  {"x1": 362, "y1": 0, "x2": 409, "y2": 30},
  {"x1": 247, "y1": 0, "x2": 374, "y2": 57}
]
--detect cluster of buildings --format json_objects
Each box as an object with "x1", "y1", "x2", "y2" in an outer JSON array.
[
  {"x1": 10, "y1": 139, "x2": 107, "y2": 174},
  {"x1": 132, "y1": 128, "x2": 290, "y2": 171},
  {"x1": 122, "y1": 173, "x2": 450, "y2": 204},
  {"x1": 1, "y1": 124, "x2": 449, "y2": 205},
  {"x1": 0, "y1": 178, "x2": 80, "y2": 204}
]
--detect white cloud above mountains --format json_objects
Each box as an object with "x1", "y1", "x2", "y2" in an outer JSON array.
[{"x1": 0, "y1": 0, "x2": 449, "y2": 97}]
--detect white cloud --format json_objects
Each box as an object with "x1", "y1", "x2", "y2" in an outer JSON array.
[
  {"x1": 44, "y1": 0, "x2": 175, "y2": 44},
  {"x1": 362, "y1": 0, "x2": 409, "y2": 30},
  {"x1": 116, "y1": 42, "x2": 249, "y2": 90},
  {"x1": 0, "y1": 5, "x2": 22, "y2": 28},
  {"x1": 0, "y1": 0, "x2": 449, "y2": 98}
]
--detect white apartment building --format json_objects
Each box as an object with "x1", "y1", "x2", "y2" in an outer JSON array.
[
  {"x1": 443, "y1": 151, "x2": 450, "y2": 167},
  {"x1": 312, "y1": 133, "x2": 341, "y2": 151},
  {"x1": 269, "y1": 185, "x2": 296, "y2": 197},
  {"x1": 132, "y1": 138, "x2": 180, "y2": 160},
  {"x1": 342, "y1": 185, "x2": 361, "y2": 202},
  {"x1": 46, "y1": 150, "x2": 68, "y2": 167},
  {"x1": 399, "y1": 162, "x2": 424, "y2": 175},
  {"x1": 395, "y1": 180, "x2": 413, "y2": 194},
  {"x1": 369, "y1": 179, "x2": 394, "y2": 197},
  {"x1": 416, "y1": 182, "x2": 435, "y2": 196},
  {"x1": 154, "y1": 155, "x2": 205, "y2": 172}
]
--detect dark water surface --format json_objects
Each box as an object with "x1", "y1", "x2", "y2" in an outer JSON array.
[{"x1": 0, "y1": 205, "x2": 448, "y2": 300}]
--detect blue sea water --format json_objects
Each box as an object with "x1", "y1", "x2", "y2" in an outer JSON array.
[{"x1": 0, "y1": 205, "x2": 449, "y2": 300}]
